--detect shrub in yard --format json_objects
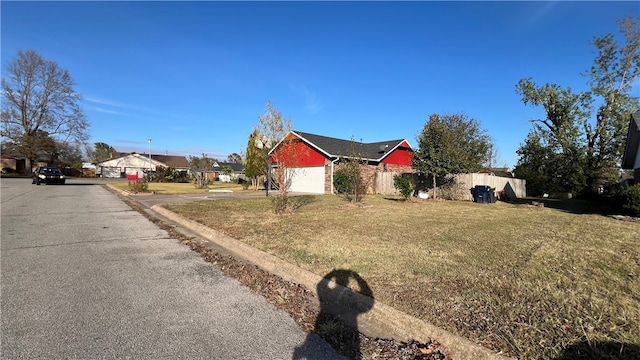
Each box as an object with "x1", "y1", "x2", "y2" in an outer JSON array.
[
  {"x1": 128, "y1": 179, "x2": 149, "y2": 192},
  {"x1": 333, "y1": 163, "x2": 367, "y2": 203},
  {"x1": 238, "y1": 178, "x2": 250, "y2": 190},
  {"x1": 622, "y1": 183, "x2": 640, "y2": 216},
  {"x1": 393, "y1": 174, "x2": 414, "y2": 200},
  {"x1": 333, "y1": 167, "x2": 353, "y2": 195},
  {"x1": 439, "y1": 177, "x2": 467, "y2": 200}
]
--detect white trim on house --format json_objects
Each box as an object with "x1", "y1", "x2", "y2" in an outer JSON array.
[{"x1": 95, "y1": 153, "x2": 162, "y2": 178}]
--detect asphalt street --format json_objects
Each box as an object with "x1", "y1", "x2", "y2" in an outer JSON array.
[{"x1": 0, "y1": 177, "x2": 342, "y2": 359}]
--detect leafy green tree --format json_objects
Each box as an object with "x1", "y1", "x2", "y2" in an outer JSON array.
[
  {"x1": 412, "y1": 113, "x2": 492, "y2": 199},
  {"x1": 516, "y1": 16, "x2": 639, "y2": 194},
  {"x1": 221, "y1": 165, "x2": 233, "y2": 177},
  {"x1": 244, "y1": 129, "x2": 267, "y2": 191},
  {"x1": 1, "y1": 50, "x2": 89, "y2": 172},
  {"x1": 515, "y1": 79, "x2": 591, "y2": 194},
  {"x1": 622, "y1": 184, "x2": 640, "y2": 216},
  {"x1": 87, "y1": 142, "x2": 116, "y2": 162},
  {"x1": 513, "y1": 131, "x2": 587, "y2": 196},
  {"x1": 583, "y1": 16, "x2": 640, "y2": 191},
  {"x1": 19, "y1": 130, "x2": 57, "y2": 164}
]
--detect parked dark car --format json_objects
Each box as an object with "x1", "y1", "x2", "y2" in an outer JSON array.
[{"x1": 32, "y1": 166, "x2": 66, "y2": 185}]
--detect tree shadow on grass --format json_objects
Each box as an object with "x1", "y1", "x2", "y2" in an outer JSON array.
[
  {"x1": 510, "y1": 196, "x2": 621, "y2": 216},
  {"x1": 554, "y1": 341, "x2": 640, "y2": 360},
  {"x1": 383, "y1": 196, "x2": 406, "y2": 202},
  {"x1": 293, "y1": 269, "x2": 374, "y2": 360},
  {"x1": 289, "y1": 195, "x2": 318, "y2": 210}
]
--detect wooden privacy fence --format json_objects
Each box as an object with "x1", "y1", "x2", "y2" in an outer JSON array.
[
  {"x1": 374, "y1": 172, "x2": 402, "y2": 195},
  {"x1": 454, "y1": 173, "x2": 526, "y2": 200},
  {"x1": 374, "y1": 172, "x2": 527, "y2": 200}
]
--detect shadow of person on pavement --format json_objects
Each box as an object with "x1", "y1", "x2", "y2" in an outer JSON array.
[{"x1": 292, "y1": 269, "x2": 374, "y2": 360}]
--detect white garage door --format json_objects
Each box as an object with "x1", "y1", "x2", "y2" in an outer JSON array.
[
  {"x1": 287, "y1": 166, "x2": 325, "y2": 194},
  {"x1": 101, "y1": 166, "x2": 121, "y2": 178}
]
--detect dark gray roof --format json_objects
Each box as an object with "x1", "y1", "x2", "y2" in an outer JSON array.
[
  {"x1": 622, "y1": 112, "x2": 640, "y2": 169},
  {"x1": 292, "y1": 130, "x2": 411, "y2": 161},
  {"x1": 151, "y1": 154, "x2": 190, "y2": 169},
  {"x1": 216, "y1": 162, "x2": 245, "y2": 173}
]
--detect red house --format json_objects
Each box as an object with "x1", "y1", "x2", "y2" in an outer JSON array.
[{"x1": 269, "y1": 130, "x2": 414, "y2": 194}]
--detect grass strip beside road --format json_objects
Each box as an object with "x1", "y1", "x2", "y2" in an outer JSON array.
[
  {"x1": 164, "y1": 195, "x2": 640, "y2": 359},
  {"x1": 110, "y1": 181, "x2": 246, "y2": 194}
]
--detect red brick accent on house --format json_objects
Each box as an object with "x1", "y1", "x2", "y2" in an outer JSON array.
[{"x1": 330, "y1": 162, "x2": 415, "y2": 194}]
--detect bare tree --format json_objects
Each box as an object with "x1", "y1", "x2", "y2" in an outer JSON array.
[
  {"x1": 254, "y1": 100, "x2": 305, "y2": 213},
  {"x1": 188, "y1": 154, "x2": 218, "y2": 189},
  {"x1": 269, "y1": 132, "x2": 309, "y2": 213},
  {"x1": 1, "y1": 50, "x2": 89, "y2": 172},
  {"x1": 333, "y1": 138, "x2": 370, "y2": 204}
]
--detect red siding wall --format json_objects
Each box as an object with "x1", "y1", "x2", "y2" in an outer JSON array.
[
  {"x1": 270, "y1": 135, "x2": 327, "y2": 167},
  {"x1": 381, "y1": 146, "x2": 413, "y2": 166}
]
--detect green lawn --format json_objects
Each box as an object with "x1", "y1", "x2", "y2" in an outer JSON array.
[{"x1": 164, "y1": 195, "x2": 640, "y2": 359}]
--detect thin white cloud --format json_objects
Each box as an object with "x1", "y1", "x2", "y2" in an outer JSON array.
[
  {"x1": 84, "y1": 95, "x2": 187, "y2": 120},
  {"x1": 92, "y1": 107, "x2": 126, "y2": 116},
  {"x1": 526, "y1": 1, "x2": 558, "y2": 26},
  {"x1": 84, "y1": 96, "x2": 127, "y2": 108},
  {"x1": 290, "y1": 84, "x2": 323, "y2": 114}
]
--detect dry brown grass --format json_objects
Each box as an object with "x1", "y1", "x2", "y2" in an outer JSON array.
[
  {"x1": 111, "y1": 181, "x2": 247, "y2": 194},
  {"x1": 164, "y1": 195, "x2": 640, "y2": 359}
]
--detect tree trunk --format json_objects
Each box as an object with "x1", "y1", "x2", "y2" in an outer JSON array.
[
  {"x1": 432, "y1": 173, "x2": 437, "y2": 200},
  {"x1": 25, "y1": 158, "x2": 32, "y2": 174}
]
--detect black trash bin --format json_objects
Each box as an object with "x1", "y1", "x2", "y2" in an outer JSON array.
[{"x1": 474, "y1": 185, "x2": 490, "y2": 203}]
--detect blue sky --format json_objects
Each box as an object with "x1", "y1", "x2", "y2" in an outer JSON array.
[{"x1": 2, "y1": 1, "x2": 638, "y2": 167}]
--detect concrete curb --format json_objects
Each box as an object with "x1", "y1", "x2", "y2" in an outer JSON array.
[{"x1": 151, "y1": 204, "x2": 512, "y2": 360}]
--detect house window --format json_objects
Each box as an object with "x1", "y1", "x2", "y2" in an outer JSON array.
[{"x1": 383, "y1": 164, "x2": 387, "y2": 172}]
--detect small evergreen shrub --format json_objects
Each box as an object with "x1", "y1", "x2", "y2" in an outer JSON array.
[
  {"x1": 333, "y1": 167, "x2": 353, "y2": 195},
  {"x1": 333, "y1": 164, "x2": 367, "y2": 203},
  {"x1": 128, "y1": 178, "x2": 149, "y2": 192},
  {"x1": 622, "y1": 183, "x2": 640, "y2": 216},
  {"x1": 393, "y1": 174, "x2": 414, "y2": 200}
]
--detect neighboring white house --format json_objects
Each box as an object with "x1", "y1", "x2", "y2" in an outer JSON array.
[{"x1": 95, "y1": 152, "x2": 190, "y2": 178}]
